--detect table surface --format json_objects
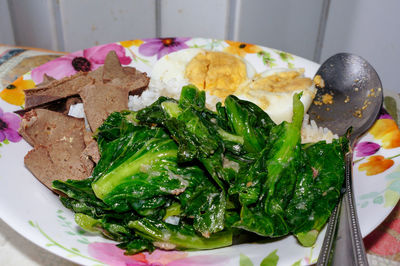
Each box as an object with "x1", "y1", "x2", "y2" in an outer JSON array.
[{"x1": 1, "y1": 44, "x2": 400, "y2": 266}]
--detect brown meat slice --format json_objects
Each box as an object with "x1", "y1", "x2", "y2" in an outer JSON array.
[
  {"x1": 20, "y1": 109, "x2": 94, "y2": 190},
  {"x1": 38, "y1": 74, "x2": 56, "y2": 86},
  {"x1": 24, "y1": 71, "x2": 95, "y2": 109},
  {"x1": 102, "y1": 51, "x2": 149, "y2": 94},
  {"x1": 111, "y1": 69, "x2": 149, "y2": 97},
  {"x1": 22, "y1": 51, "x2": 149, "y2": 115},
  {"x1": 102, "y1": 50, "x2": 127, "y2": 81},
  {"x1": 15, "y1": 96, "x2": 82, "y2": 116},
  {"x1": 82, "y1": 131, "x2": 100, "y2": 164},
  {"x1": 81, "y1": 140, "x2": 100, "y2": 164},
  {"x1": 18, "y1": 109, "x2": 86, "y2": 147},
  {"x1": 79, "y1": 82, "x2": 129, "y2": 131},
  {"x1": 24, "y1": 141, "x2": 93, "y2": 190}
]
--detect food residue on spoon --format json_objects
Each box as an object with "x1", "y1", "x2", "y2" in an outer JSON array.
[
  {"x1": 313, "y1": 74, "x2": 325, "y2": 88},
  {"x1": 322, "y1": 93, "x2": 333, "y2": 105},
  {"x1": 353, "y1": 87, "x2": 382, "y2": 118}
]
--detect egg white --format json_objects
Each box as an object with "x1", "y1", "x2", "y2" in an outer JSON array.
[
  {"x1": 234, "y1": 68, "x2": 316, "y2": 125},
  {"x1": 149, "y1": 48, "x2": 202, "y2": 94}
]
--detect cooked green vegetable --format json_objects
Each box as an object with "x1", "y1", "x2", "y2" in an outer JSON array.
[
  {"x1": 53, "y1": 85, "x2": 346, "y2": 254},
  {"x1": 129, "y1": 218, "x2": 233, "y2": 250},
  {"x1": 286, "y1": 138, "x2": 347, "y2": 246},
  {"x1": 232, "y1": 93, "x2": 304, "y2": 237}
]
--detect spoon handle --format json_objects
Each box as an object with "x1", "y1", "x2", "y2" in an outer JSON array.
[{"x1": 317, "y1": 151, "x2": 369, "y2": 266}]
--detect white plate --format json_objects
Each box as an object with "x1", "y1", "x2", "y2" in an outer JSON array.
[{"x1": 1, "y1": 37, "x2": 399, "y2": 266}]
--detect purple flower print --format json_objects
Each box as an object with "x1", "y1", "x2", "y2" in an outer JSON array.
[
  {"x1": 31, "y1": 43, "x2": 132, "y2": 84},
  {"x1": 139, "y1": 37, "x2": 191, "y2": 59},
  {"x1": 355, "y1": 141, "x2": 380, "y2": 157},
  {"x1": 379, "y1": 113, "x2": 392, "y2": 120},
  {"x1": 0, "y1": 107, "x2": 21, "y2": 143}
]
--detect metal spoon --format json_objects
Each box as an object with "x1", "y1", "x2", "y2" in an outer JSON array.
[{"x1": 307, "y1": 53, "x2": 383, "y2": 265}]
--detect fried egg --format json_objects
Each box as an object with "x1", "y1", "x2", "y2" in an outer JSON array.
[{"x1": 234, "y1": 68, "x2": 316, "y2": 124}]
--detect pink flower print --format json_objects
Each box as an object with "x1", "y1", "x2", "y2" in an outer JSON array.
[
  {"x1": 139, "y1": 38, "x2": 191, "y2": 59},
  {"x1": 88, "y1": 242, "x2": 230, "y2": 266},
  {"x1": 355, "y1": 141, "x2": 380, "y2": 157},
  {"x1": 88, "y1": 242, "x2": 148, "y2": 266},
  {"x1": 31, "y1": 43, "x2": 132, "y2": 84},
  {"x1": 88, "y1": 242, "x2": 189, "y2": 266},
  {"x1": 0, "y1": 107, "x2": 21, "y2": 143}
]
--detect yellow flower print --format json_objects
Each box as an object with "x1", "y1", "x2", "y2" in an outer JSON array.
[
  {"x1": 120, "y1": 40, "x2": 144, "y2": 48},
  {"x1": 0, "y1": 76, "x2": 35, "y2": 106},
  {"x1": 359, "y1": 155, "x2": 394, "y2": 176},
  {"x1": 369, "y1": 118, "x2": 400, "y2": 148},
  {"x1": 224, "y1": 40, "x2": 262, "y2": 57}
]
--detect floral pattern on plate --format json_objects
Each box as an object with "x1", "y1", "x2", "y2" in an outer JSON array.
[
  {"x1": 1, "y1": 38, "x2": 400, "y2": 265},
  {"x1": 0, "y1": 106, "x2": 22, "y2": 145}
]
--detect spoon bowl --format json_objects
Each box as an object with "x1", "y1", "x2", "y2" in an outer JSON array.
[
  {"x1": 308, "y1": 53, "x2": 383, "y2": 142},
  {"x1": 308, "y1": 53, "x2": 383, "y2": 266}
]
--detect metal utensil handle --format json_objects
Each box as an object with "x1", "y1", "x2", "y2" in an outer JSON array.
[
  {"x1": 317, "y1": 151, "x2": 369, "y2": 266},
  {"x1": 344, "y1": 151, "x2": 369, "y2": 265},
  {"x1": 316, "y1": 197, "x2": 342, "y2": 265}
]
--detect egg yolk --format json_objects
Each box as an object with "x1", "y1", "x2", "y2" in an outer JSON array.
[
  {"x1": 184, "y1": 51, "x2": 248, "y2": 99},
  {"x1": 250, "y1": 70, "x2": 312, "y2": 93}
]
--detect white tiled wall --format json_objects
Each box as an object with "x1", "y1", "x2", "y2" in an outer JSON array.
[
  {"x1": 1, "y1": 0, "x2": 399, "y2": 90},
  {"x1": 57, "y1": 0, "x2": 157, "y2": 51},
  {"x1": 1, "y1": 0, "x2": 327, "y2": 61},
  {"x1": 160, "y1": 0, "x2": 230, "y2": 39},
  {"x1": 320, "y1": 0, "x2": 400, "y2": 91},
  {"x1": 235, "y1": 0, "x2": 325, "y2": 61}
]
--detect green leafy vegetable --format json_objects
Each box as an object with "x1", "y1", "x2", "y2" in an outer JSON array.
[
  {"x1": 129, "y1": 218, "x2": 232, "y2": 250},
  {"x1": 233, "y1": 93, "x2": 304, "y2": 237},
  {"x1": 54, "y1": 85, "x2": 346, "y2": 255}
]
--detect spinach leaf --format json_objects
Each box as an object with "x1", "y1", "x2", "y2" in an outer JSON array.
[
  {"x1": 129, "y1": 218, "x2": 233, "y2": 250},
  {"x1": 91, "y1": 126, "x2": 192, "y2": 212},
  {"x1": 286, "y1": 138, "x2": 347, "y2": 246},
  {"x1": 233, "y1": 93, "x2": 304, "y2": 237},
  {"x1": 224, "y1": 95, "x2": 272, "y2": 153}
]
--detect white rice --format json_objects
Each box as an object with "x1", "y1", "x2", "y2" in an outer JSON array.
[
  {"x1": 301, "y1": 113, "x2": 338, "y2": 143},
  {"x1": 128, "y1": 77, "x2": 223, "y2": 112},
  {"x1": 68, "y1": 102, "x2": 85, "y2": 118}
]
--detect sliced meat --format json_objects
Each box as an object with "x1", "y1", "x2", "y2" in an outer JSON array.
[
  {"x1": 82, "y1": 131, "x2": 100, "y2": 164},
  {"x1": 15, "y1": 96, "x2": 82, "y2": 116},
  {"x1": 79, "y1": 82, "x2": 129, "y2": 131},
  {"x1": 24, "y1": 142, "x2": 93, "y2": 190},
  {"x1": 18, "y1": 109, "x2": 86, "y2": 147},
  {"x1": 21, "y1": 109, "x2": 94, "y2": 191},
  {"x1": 81, "y1": 140, "x2": 100, "y2": 164},
  {"x1": 22, "y1": 51, "x2": 149, "y2": 114},
  {"x1": 38, "y1": 74, "x2": 56, "y2": 86},
  {"x1": 102, "y1": 51, "x2": 127, "y2": 81},
  {"x1": 108, "y1": 67, "x2": 149, "y2": 96},
  {"x1": 102, "y1": 50, "x2": 149, "y2": 95},
  {"x1": 24, "y1": 71, "x2": 96, "y2": 109}
]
